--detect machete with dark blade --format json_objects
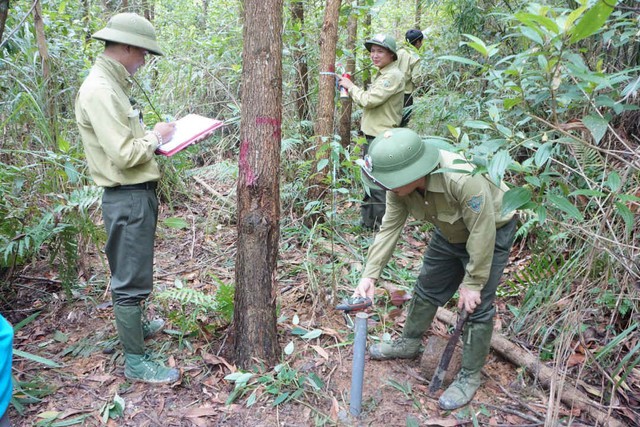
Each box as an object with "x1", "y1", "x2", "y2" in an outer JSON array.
[{"x1": 428, "y1": 310, "x2": 468, "y2": 394}]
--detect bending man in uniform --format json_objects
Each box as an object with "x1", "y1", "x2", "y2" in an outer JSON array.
[
  {"x1": 339, "y1": 34, "x2": 404, "y2": 230},
  {"x1": 75, "y1": 13, "x2": 179, "y2": 384},
  {"x1": 353, "y1": 128, "x2": 517, "y2": 409}
]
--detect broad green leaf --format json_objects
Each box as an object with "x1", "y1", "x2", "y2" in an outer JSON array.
[
  {"x1": 514, "y1": 12, "x2": 559, "y2": 34},
  {"x1": 614, "y1": 202, "x2": 634, "y2": 236},
  {"x1": 14, "y1": 349, "x2": 62, "y2": 368},
  {"x1": 464, "y1": 120, "x2": 492, "y2": 130},
  {"x1": 272, "y1": 392, "x2": 290, "y2": 406},
  {"x1": 439, "y1": 55, "x2": 482, "y2": 68},
  {"x1": 519, "y1": 26, "x2": 543, "y2": 45},
  {"x1": 447, "y1": 125, "x2": 460, "y2": 139},
  {"x1": 565, "y1": 5, "x2": 588, "y2": 32},
  {"x1": 535, "y1": 204, "x2": 547, "y2": 224},
  {"x1": 501, "y1": 187, "x2": 532, "y2": 216},
  {"x1": 284, "y1": 341, "x2": 294, "y2": 355},
  {"x1": 582, "y1": 115, "x2": 609, "y2": 144},
  {"x1": 503, "y1": 97, "x2": 522, "y2": 110},
  {"x1": 317, "y1": 158, "x2": 329, "y2": 171},
  {"x1": 246, "y1": 390, "x2": 258, "y2": 407},
  {"x1": 605, "y1": 171, "x2": 621, "y2": 192},
  {"x1": 547, "y1": 194, "x2": 584, "y2": 221},
  {"x1": 569, "y1": 189, "x2": 606, "y2": 197},
  {"x1": 534, "y1": 142, "x2": 554, "y2": 167},
  {"x1": 301, "y1": 329, "x2": 323, "y2": 340},
  {"x1": 163, "y1": 217, "x2": 189, "y2": 229},
  {"x1": 569, "y1": 0, "x2": 615, "y2": 43},
  {"x1": 465, "y1": 41, "x2": 488, "y2": 57},
  {"x1": 488, "y1": 150, "x2": 511, "y2": 185},
  {"x1": 291, "y1": 326, "x2": 308, "y2": 336}
]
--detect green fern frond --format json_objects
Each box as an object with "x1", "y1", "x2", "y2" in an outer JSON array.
[{"x1": 156, "y1": 287, "x2": 219, "y2": 311}]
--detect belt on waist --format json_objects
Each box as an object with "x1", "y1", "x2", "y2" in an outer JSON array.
[{"x1": 105, "y1": 181, "x2": 157, "y2": 191}]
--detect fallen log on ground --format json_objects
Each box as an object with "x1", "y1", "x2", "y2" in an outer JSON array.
[{"x1": 435, "y1": 308, "x2": 624, "y2": 427}]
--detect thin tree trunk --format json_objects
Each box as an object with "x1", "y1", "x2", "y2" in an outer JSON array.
[
  {"x1": 32, "y1": 0, "x2": 57, "y2": 146},
  {"x1": 306, "y1": 0, "x2": 341, "y2": 223},
  {"x1": 233, "y1": 0, "x2": 283, "y2": 370},
  {"x1": 338, "y1": 5, "x2": 357, "y2": 149},
  {"x1": 435, "y1": 308, "x2": 626, "y2": 427},
  {"x1": 290, "y1": 1, "x2": 310, "y2": 124},
  {"x1": 362, "y1": 4, "x2": 372, "y2": 87},
  {"x1": 142, "y1": 0, "x2": 153, "y2": 22},
  {"x1": 415, "y1": 0, "x2": 422, "y2": 29},
  {"x1": 0, "y1": 0, "x2": 8, "y2": 46},
  {"x1": 81, "y1": 0, "x2": 91, "y2": 47}
]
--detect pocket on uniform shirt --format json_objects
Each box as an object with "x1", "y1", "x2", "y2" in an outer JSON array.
[{"x1": 127, "y1": 108, "x2": 145, "y2": 138}]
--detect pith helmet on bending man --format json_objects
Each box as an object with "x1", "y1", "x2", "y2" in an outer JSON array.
[
  {"x1": 75, "y1": 13, "x2": 178, "y2": 384},
  {"x1": 354, "y1": 128, "x2": 517, "y2": 410}
]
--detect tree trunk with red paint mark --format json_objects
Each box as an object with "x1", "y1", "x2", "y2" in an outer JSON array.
[
  {"x1": 306, "y1": 0, "x2": 341, "y2": 224},
  {"x1": 233, "y1": 0, "x2": 283, "y2": 369}
]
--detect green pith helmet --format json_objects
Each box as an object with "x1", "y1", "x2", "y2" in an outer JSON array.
[
  {"x1": 359, "y1": 128, "x2": 440, "y2": 191},
  {"x1": 92, "y1": 13, "x2": 163, "y2": 56},
  {"x1": 364, "y1": 34, "x2": 398, "y2": 56}
]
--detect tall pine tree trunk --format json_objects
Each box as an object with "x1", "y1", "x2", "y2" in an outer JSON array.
[
  {"x1": 290, "y1": 1, "x2": 310, "y2": 124},
  {"x1": 339, "y1": 5, "x2": 357, "y2": 149},
  {"x1": 0, "y1": 0, "x2": 9, "y2": 46},
  {"x1": 32, "y1": 0, "x2": 57, "y2": 146},
  {"x1": 305, "y1": 0, "x2": 341, "y2": 223},
  {"x1": 233, "y1": 0, "x2": 283, "y2": 369}
]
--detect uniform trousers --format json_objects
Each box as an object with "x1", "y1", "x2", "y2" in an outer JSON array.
[
  {"x1": 102, "y1": 183, "x2": 158, "y2": 306},
  {"x1": 414, "y1": 217, "x2": 517, "y2": 323}
]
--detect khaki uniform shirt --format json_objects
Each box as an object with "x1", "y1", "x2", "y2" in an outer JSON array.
[
  {"x1": 363, "y1": 150, "x2": 515, "y2": 291},
  {"x1": 396, "y1": 47, "x2": 421, "y2": 95},
  {"x1": 75, "y1": 54, "x2": 161, "y2": 187},
  {"x1": 349, "y1": 61, "x2": 404, "y2": 137}
]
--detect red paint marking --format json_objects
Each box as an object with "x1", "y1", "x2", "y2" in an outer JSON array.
[{"x1": 256, "y1": 116, "x2": 282, "y2": 140}]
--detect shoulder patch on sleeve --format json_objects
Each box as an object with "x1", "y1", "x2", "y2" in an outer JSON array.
[
  {"x1": 466, "y1": 194, "x2": 484, "y2": 214},
  {"x1": 382, "y1": 79, "x2": 391, "y2": 88}
]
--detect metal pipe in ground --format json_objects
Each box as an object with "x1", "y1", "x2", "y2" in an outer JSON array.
[{"x1": 349, "y1": 312, "x2": 368, "y2": 417}]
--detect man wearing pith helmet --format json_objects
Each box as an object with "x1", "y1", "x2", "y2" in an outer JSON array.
[
  {"x1": 353, "y1": 128, "x2": 517, "y2": 409},
  {"x1": 339, "y1": 34, "x2": 405, "y2": 230},
  {"x1": 75, "y1": 13, "x2": 179, "y2": 384}
]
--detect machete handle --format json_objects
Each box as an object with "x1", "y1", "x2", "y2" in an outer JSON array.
[{"x1": 335, "y1": 297, "x2": 372, "y2": 312}]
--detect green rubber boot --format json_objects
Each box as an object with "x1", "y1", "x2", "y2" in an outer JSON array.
[
  {"x1": 438, "y1": 320, "x2": 493, "y2": 410},
  {"x1": 114, "y1": 304, "x2": 179, "y2": 384},
  {"x1": 142, "y1": 318, "x2": 165, "y2": 339},
  {"x1": 370, "y1": 296, "x2": 438, "y2": 360}
]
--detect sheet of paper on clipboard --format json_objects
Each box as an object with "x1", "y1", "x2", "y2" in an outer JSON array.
[{"x1": 156, "y1": 114, "x2": 224, "y2": 156}]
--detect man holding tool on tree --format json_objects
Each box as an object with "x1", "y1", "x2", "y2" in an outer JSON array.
[
  {"x1": 352, "y1": 128, "x2": 517, "y2": 409},
  {"x1": 339, "y1": 33, "x2": 404, "y2": 230},
  {"x1": 75, "y1": 13, "x2": 179, "y2": 384}
]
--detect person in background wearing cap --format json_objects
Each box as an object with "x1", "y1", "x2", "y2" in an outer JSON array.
[
  {"x1": 353, "y1": 128, "x2": 517, "y2": 410},
  {"x1": 397, "y1": 29, "x2": 424, "y2": 127},
  {"x1": 339, "y1": 34, "x2": 405, "y2": 230},
  {"x1": 75, "y1": 13, "x2": 179, "y2": 384}
]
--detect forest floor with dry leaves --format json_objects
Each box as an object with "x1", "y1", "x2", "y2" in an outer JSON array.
[{"x1": 3, "y1": 177, "x2": 622, "y2": 427}]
